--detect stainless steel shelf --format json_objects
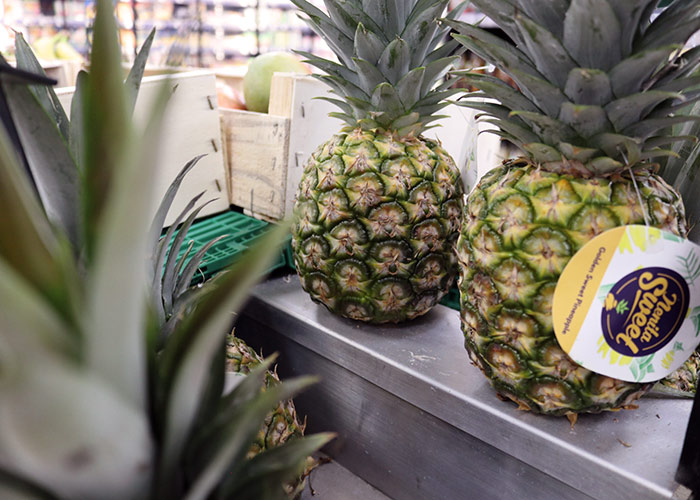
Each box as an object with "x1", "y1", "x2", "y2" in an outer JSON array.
[{"x1": 238, "y1": 275, "x2": 693, "y2": 500}]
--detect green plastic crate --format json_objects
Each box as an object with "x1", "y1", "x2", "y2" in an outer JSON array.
[
  {"x1": 439, "y1": 285, "x2": 460, "y2": 311},
  {"x1": 165, "y1": 210, "x2": 289, "y2": 284}
]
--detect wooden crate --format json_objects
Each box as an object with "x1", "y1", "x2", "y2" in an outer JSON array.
[
  {"x1": 56, "y1": 70, "x2": 228, "y2": 226},
  {"x1": 221, "y1": 73, "x2": 484, "y2": 221}
]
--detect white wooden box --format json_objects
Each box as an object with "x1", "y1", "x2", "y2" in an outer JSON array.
[
  {"x1": 221, "y1": 73, "x2": 485, "y2": 222},
  {"x1": 56, "y1": 70, "x2": 228, "y2": 226}
]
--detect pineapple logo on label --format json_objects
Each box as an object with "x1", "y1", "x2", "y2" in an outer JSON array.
[{"x1": 601, "y1": 267, "x2": 689, "y2": 357}]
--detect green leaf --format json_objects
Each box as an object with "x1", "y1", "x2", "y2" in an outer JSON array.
[
  {"x1": 296, "y1": 50, "x2": 360, "y2": 86},
  {"x1": 125, "y1": 27, "x2": 156, "y2": 116},
  {"x1": 448, "y1": 27, "x2": 538, "y2": 81},
  {"x1": 402, "y1": 0, "x2": 447, "y2": 67},
  {"x1": 589, "y1": 133, "x2": 641, "y2": 162},
  {"x1": 513, "y1": 0, "x2": 568, "y2": 39},
  {"x1": 638, "y1": 0, "x2": 700, "y2": 51},
  {"x1": 513, "y1": 12, "x2": 575, "y2": 88},
  {"x1": 608, "y1": 0, "x2": 657, "y2": 57},
  {"x1": 69, "y1": 70, "x2": 88, "y2": 172},
  {"x1": 3, "y1": 81, "x2": 80, "y2": 249},
  {"x1": 564, "y1": 68, "x2": 613, "y2": 106},
  {"x1": 362, "y1": 0, "x2": 401, "y2": 38},
  {"x1": 509, "y1": 111, "x2": 577, "y2": 145},
  {"x1": 421, "y1": 55, "x2": 458, "y2": 94},
  {"x1": 353, "y1": 57, "x2": 386, "y2": 93},
  {"x1": 147, "y1": 155, "x2": 206, "y2": 288},
  {"x1": 558, "y1": 142, "x2": 599, "y2": 162},
  {"x1": 315, "y1": 74, "x2": 369, "y2": 101},
  {"x1": 13, "y1": 34, "x2": 70, "y2": 141},
  {"x1": 187, "y1": 356, "x2": 277, "y2": 465},
  {"x1": 605, "y1": 91, "x2": 681, "y2": 132},
  {"x1": 608, "y1": 45, "x2": 682, "y2": 98},
  {"x1": 295, "y1": 4, "x2": 355, "y2": 67},
  {"x1": 509, "y1": 68, "x2": 567, "y2": 118},
  {"x1": 522, "y1": 142, "x2": 563, "y2": 163},
  {"x1": 183, "y1": 376, "x2": 317, "y2": 500},
  {"x1": 314, "y1": 96, "x2": 356, "y2": 117},
  {"x1": 0, "y1": 257, "x2": 76, "y2": 359},
  {"x1": 479, "y1": 117, "x2": 539, "y2": 145},
  {"x1": 324, "y1": 0, "x2": 361, "y2": 39},
  {"x1": 468, "y1": 0, "x2": 524, "y2": 47},
  {"x1": 83, "y1": 70, "x2": 172, "y2": 414},
  {"x1": 378, "y1": 37, "x2": 410, "y2": 86},
  {"x1": 152, "y1": 191, "x2": 206, "y2": 324},
  {"x1": 389, "y1": 112, "x2": 420, "y2": 130},
  {"x1": 453, "y1": 72, "x2": 539, "y2": 113},
  {"x1": 558, "y1": 102, "x2": 612, "y2": 138},
  {"x1": 82, "y1": 0, "x2": 131, "y2": 259},
  {"x1": 563, "y1": 0, "x2": 621, "y2": 71},
  {"x1": 425, "y1": 37, "x2": 463, "y2": 64},
  {"x1": 173, "y1": 235, "x2": 228, "y2": 303},
  {"x1": 396, "y1": 67, "x2": 425, "y2": 109},
  {"x1": 586, "y1": 156, "x2": 623, "y2": 174},
  {"x1": 221, "y1": 433, "x2": 335, "y2": 500},
  {"x1": 0, "y1": 114, "x2": 74, "y2": 318},
  {"x1": 624, "y1": 115, "x2": 700, "y2": 139},
  {"x1": 161, "y1": 199, "x2": 217, "y2": 317},
  {"x1": 353, "y1": 23, "x2": 387, "y2": 65},
  {"x1": 0, "y1": 354, "x2": 153, "y2": 500},
  {"x1": 335, "y1": 2, "x2": 387, "y2": 42},
  {"x1": 371, "y1": 82, "x2": 404, "y2": 118}
]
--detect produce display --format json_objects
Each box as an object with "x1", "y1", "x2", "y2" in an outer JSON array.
[
  {"x1": 448, "y1": 1, "x2": 700, "y2": 416},
  {"x1": 290, "y1": 0, "x2": 466, "y2": 323}
]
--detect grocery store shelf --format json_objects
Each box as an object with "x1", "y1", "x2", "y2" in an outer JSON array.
[{"x1": 237, "y1": 275, "x2": 693, "y2": 500}]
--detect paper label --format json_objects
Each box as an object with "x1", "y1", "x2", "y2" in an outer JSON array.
[{"x1": 552, "y1": 225, "x2": 700, "y2": 383}]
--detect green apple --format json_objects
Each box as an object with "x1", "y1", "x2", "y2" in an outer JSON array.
[{"x1": 243, "y1": 52, "x2": 308, "y2": 113}]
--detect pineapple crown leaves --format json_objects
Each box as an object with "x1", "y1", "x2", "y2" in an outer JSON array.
[
  {"x1": 291, "y1": 0, "x2": 468, "y2": 133},
  {"x1": 446, "y1": 0, "x2": 700, "y2": 175},
  {"x1": 0, "y1": 0, "x2": 331, "y2": 497}
]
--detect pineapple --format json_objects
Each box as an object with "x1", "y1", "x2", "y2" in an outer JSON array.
[
  {"x1": 448, "y1": 0, "x2": 700, "y2": 415},
  {"x1": 226, "y1": 335, "x2": 306, "y2": 459},
  {"x1": 0, "y1": 1, "x2": 332, "y2": 497},
  {"x1": 290, "y1": 0, "x2": 466, "y2": 323},
  {"x1": 151, "y1": 175, "x2": 316, "y2": 498}
]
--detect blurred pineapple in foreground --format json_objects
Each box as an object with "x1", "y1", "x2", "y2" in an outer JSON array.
[{"x1": 0, "y1": 0, "x2": 331, "y2": 496}]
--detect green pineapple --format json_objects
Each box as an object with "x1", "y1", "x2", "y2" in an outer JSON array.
[
  {"x1": 290, "y1": 0, "x2": 466, "y2": 323},
  {"x1": 0, "y1": 0, "x2": 331, "y2": 497},
  {"x1": 448, "y1": 0, "x2": 700, "y2": 415}
]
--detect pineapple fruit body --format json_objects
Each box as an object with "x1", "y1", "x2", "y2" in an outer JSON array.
[
  {"x1": 457, "y1": 159, "x2": 687, "y2": 415},
  {"x1": 289, "y1": 0, "x2": 469, "y2": 323},
  {"x1": 292, "y1": 128, "x2": 463, "y2": 323},
  {"x1": 448, "y1": 0, "x2": 700, "y2": 414}
]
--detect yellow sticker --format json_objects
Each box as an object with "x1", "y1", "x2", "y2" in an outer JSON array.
[{"x1": 552, "y1": 225, "x2": 700, "y2": 383}]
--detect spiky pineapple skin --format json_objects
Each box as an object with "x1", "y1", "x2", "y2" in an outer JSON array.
[
  {"x1": 457, "y1": 159, "x2": 687, "y2": 415},
  {"x1": 292, "y1": 127, "x2": 463, "y2": 323},
  {"x1": 661, "y1": 350, "x2": 699, "y2": 394}
]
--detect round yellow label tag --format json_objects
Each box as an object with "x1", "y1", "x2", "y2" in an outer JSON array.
[{"x1": 552, "y1": 225, "x2": 700, "y2": 383}]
